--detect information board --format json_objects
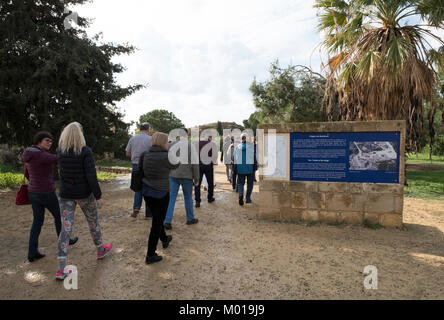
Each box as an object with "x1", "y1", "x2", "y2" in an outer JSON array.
[
  {"x1": 264, "y1": 134, "x2": 288, "y2": 179},
  {"x1": 290, "y1": 132, "x2": 400, "y2": 183}
]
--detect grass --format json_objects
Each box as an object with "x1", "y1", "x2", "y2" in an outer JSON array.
[
  {"x1": 97, "y1": 172, "x2": 117, "y2": 181},
  {"x1": 96, "y1": 160, "x2": 132, "y2": 168},
  {"x1": 404, "y1": 170, "x2": 444, "y2": 200},
  {"x1": 406, "y1": 150, "x2": 444, "y2": 165},
  {"x1": 363, "y1": 219, "x2": 383, "y2": 229},
  {"x1": 306, "y1": 221, "x2": 321, "y2": 227}
]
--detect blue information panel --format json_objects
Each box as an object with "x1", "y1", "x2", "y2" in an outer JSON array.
[{"x1": 290, "y1": 132, "x2": 400, "y2": 183}]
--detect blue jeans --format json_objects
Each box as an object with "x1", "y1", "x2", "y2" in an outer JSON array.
[
  {"x1": 164, "y1": 178, "x2": 195, "y2": 223},
  {"x1": 28, "y1": 191, "x2": 62, "y2": 257},
  {"x1": 237, "y1": 173, "x2": 254, "y2": 201},
  {"x1": 132, "y1": 164, "x2": 152, "y2": 217}
]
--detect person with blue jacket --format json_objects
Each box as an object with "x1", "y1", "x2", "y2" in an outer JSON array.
[{"x1": 234, "y1": 133, "x2": 256, "y2": 206}]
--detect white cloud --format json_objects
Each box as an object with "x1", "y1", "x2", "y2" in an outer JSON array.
[{"x1": 72, "y1": 0, "x2": 324, "y2": 129}]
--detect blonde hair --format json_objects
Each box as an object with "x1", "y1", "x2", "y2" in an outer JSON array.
[
  {"x1": 151, "y1": 132, "x2": 168, "y2": 147},
  {"x1": 58, "y1": 122, "x2": 86, "y2": 155}
]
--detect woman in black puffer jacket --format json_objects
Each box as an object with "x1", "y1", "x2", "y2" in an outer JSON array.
[
  {"x1": 55, "y1": 122, "x2": 112, "y2": 280},
  {"x1": 140, "y1": 132, "x2": 179, "y2": 264}
]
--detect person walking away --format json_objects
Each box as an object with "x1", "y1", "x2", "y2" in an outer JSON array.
[
  {"x1": 194, "y1": 135, "x2": 218, "y2": 207},
  {"x1": 253, "y1": 136, "x2": 258, "y2": 182},
  {"x1": 228, "y1": 136, "x2": 237, "y2": 191},
  {"x1": 22, "y1": 132, "x2": 78, "y2": 263},
  {"x1": 141, "y1": 132, "x2": 180, "y2": 264},
  {"x1": 234, "y1": 133, "x2": 256, "y2": 205},
  {"x1": 221, "y1": 135, "x2": 232, "y2": 182},
  {"x1": 126, "y1": 122, "x2": 153, "y2": 218},
  {"x1": 163, "y1": 129, "x2": 199, "y2": 230},
  {"x1": 55, "y1": 122, "x2": 112, "y2": 280}
]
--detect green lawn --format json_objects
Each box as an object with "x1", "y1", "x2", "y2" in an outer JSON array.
[
  {"x1": 406, "y1": 151, "x2": 444, "y2": 165},
  {"x1": 404, "y1": 170, "x2": 444, "y2": 200},
  {"x1": 96, "y1": 160, "x2": 132, "y2": 168}
]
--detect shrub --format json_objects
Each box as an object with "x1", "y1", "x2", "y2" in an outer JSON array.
[
  {"x1": 0, "y1": 173, "x2": 25, "y2": 189},
  {"x1": 432, "y1": 136, "x2": 444, "y2": 156},
  {"x1": 0, "y1": 144, "x2": 24, "y2": 171}
]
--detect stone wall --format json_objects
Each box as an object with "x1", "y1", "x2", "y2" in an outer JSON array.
[{"x1": 258, "y1": 121, "x2": 406, "y2": 228}]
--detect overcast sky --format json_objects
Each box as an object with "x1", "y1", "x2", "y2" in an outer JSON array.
[
  {"x1": 73, "y1": 0, "x2": 324, "y2": 130},
  {"x1": 72, "y1": 1, "x2": 444, "y2": 132}
]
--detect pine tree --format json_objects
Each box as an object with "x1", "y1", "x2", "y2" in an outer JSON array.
[{"x1": 0, "y1": 0, "x2": 143, "y2": 156}]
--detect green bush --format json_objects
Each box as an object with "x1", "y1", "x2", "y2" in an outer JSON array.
[
  {"x1": 0, "y1": 173, "x2": 25, "y2": 189},
  {"x1": 97, "y1": 172, "x2": 117, "y2": 181}
]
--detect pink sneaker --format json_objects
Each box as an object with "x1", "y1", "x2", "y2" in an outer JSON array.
[
  {"x1": 97, "y1": 243, "x2": 112, "y2": 260},
  {"x1": 55, "y1": 268, "x2": 71, "y2": 280}
]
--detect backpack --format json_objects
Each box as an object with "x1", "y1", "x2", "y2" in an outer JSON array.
[{"x1": 130, "y1": 151, "x2": 148, "y2": 192}]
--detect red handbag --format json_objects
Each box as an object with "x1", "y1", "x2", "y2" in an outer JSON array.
[{"x1": 15, "y1": 166, "x2": 30, "y2": 205}]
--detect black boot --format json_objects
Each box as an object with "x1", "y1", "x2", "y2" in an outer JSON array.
[
  {"x1": 239, "y1": 196, "x2": 244, "y2": 206},
  {"x1": 69, "y1": 237, "x2": 79, "y2": 245},
  {"x1": 28, "y1": 252, "x2": 45, "y2": 262}
]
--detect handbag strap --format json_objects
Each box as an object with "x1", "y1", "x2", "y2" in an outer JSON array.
[{"x1": 23, "y1": 164, "x2": 28, "y2": 184}]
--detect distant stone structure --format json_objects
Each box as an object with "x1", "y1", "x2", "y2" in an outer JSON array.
[{"x1": 258, "y1": 121, "x2": 406, "y2": 228}]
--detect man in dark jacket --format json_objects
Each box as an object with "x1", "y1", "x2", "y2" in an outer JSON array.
[
  {"x1": 126, "y1": 122, "x2": 152, "y2": 218},
  {"x1": 194, "y1": 135, "x2": 218, "y2": 207}
]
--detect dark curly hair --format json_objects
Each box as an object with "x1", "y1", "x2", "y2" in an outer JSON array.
[{"x1": 33, "y1": 131, "x2": 53, "y2": 145}]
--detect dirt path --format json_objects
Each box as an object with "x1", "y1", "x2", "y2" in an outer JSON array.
[{"x1": 1, "y1": 164, "x2": 443, "y2": 299}]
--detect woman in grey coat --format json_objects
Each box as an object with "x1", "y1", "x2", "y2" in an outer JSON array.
[{"x1": 140, "y1": 132, "x2": 179, "y2": 264}]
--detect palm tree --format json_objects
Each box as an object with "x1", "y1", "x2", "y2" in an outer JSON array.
[{"x1": 315, "y1": 0, "x2": 444, "y2": 152}]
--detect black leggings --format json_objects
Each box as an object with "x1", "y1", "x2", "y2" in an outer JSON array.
[{"x1": 145, "y1": 194, "x2": 170, "y2": 257}]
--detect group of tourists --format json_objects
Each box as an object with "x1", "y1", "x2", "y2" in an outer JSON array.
[{"x1": 21, "y1": 121, "x2": 258, "y2": 279}]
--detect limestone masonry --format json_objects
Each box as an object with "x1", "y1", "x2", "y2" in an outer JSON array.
[{"x1": 258, "y1": 121, "x2": 406, "y2": 228}]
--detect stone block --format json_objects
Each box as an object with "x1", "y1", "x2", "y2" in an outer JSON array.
[
  {"x1": 348, "y1": 183, "x2": 363, "y2": 193},
  {"x1": 307, "y1": 192, "x2": 326, "y2": 209},
  {"x1": 281, "y1": 208, "x2": 303, "y2": 221},
  {"x1": 259, "y1": 208, "x2": 281, "y2": 220},
  {"x1": 365, "y1": 194, "x2": 396, "y2": 213},
  {"x1": 394, "y1": 195, "x2": 404, "y2": 215},
  {"x1": 326, "y1": 193, "x2": 356, "y2": 211},
  {"x1": 260, "y1": 180, "x2": 285, "y2": 192},
  {"x1": 273, "y1": 191, "x2": 292, "y2": 208},
  {"x1": 259, "y1": 191, "x2": 273, "y2": 208},
  {"x1": 286, "y1": 181, "x2": 318, "y2": 192},
  {"x1": 340, "y1": 212, "x2": 363, "y2": 224},
  {"x1": 291, "y1": 192, "x2": 307, "y2": 209},
  {"x1": 379, "y1": 214, "x2": 403, "y2": 228},
  {"x1": 302, "y1": 210, "x2": 319, "y2": 222},
  {"x1": 376, "y1": 120, "x2": 405, "y2": 132},
  {"x1": 351, "y1": 121, "x2": 378, "y2": 132},
  {"x1": 319, "y1": 182, "x2": 349, "y2": 193},
  {"x1": 319, "y1": 211, "x2": 339, "y2": 223},
  {"x1": 353, "y1": 194, "x2": 367, "y2": 211},
  {"x1": 364, "y1": 213, "x2": 380, "y2": 225},
  {"x1": 362, "y1": 183, "x2": 403, "y2": 194},
  {"x1": 322, "y1": 122, "x2": 353, "y2": 132}
]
